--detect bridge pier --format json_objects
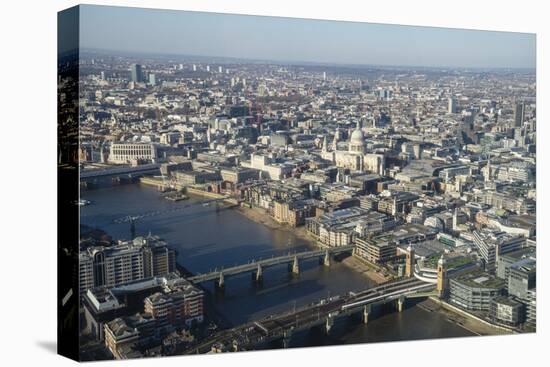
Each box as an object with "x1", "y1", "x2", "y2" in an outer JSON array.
[
  {"x1": 323, "y1": 249, "x2": 331, "y2": 267},
  {"x1": 362, "y1": 304, "x2": 371, "y2": 324},
  {"x1": 291, "y1": 256, "x2": 299, "y2": 275},
  {"x1": 253, "y1": 263, "x2": 263, "y2": 283},
  {"x1": 282, "y1": 329, "x2": 292, "y2": 348},
  {"x1": 397, "y1": 295, "x2": 405, "y2": 312},
  {"x1": 325, "y1": 316, "x2": 334, "y2": 334},
  {"x1": 215, "y1": 272, "x2": 225, "y2": 290}
]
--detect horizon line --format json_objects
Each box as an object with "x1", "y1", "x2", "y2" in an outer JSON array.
[{"x1": 79, "y1": 47, "x2": 537, "y2": 72}]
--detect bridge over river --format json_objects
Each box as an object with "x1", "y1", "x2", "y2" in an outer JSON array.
[
  {"x1": 184, "y1": 277, "x2": 436, "y2": 354},
  {"x1": 187, "y1": 245, "x2": 355, "y2": 287},
  {"x1": 80, "y1": 163, "x2": 161, "y2": 179}
]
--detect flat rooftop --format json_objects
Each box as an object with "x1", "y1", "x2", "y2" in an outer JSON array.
[{"x1": 453, "y1": 269, "x2": 505, "y2": 289}]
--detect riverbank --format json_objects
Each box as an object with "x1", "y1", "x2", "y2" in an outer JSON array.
[
  {"x1": 417, "y1": 298, "x2": 512, "y2": 336},
  {"x1": 340, "y1": 256, "x2": 391, "y2": 285},
  {"x1": 235, "y1": 205, "x2": 388, "y2": 285},
  {"x1": 235, "y1": 205, "x2": 316, "y2": 244},
  {"x1": 83, "y1": 183, "x2": 489, "y2": 346}
]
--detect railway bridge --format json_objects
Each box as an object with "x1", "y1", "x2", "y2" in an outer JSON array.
[{"x1": 184, "y1": 277, "x2": 437, "y2": 353}]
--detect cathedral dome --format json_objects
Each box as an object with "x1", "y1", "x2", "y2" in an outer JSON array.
[
  {"x1": 350, "y1": 128, "x2": 365, "y2": 145},
  {"x1": 348, "y1": 121, "x2": 366, "y2": 154}
]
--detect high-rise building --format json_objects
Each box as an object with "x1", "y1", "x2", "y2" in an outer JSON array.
[
  {"x1": 129, "y1": 63, "x2": 143, "y2": 83},
  {"x1": 473, "y1": 230, "x2": 524, "y2": 273},
  {"x1": 448, "y1": 97, "x2": 458, "y2": 114},
  {"x1": 514, "y1": 101, "x2": 525, "y2": 127},
  {"x1": 80, "y1": 235, "x2": 177, "y2": 291},
  {"x1": 148, "y1": 73, "x2": 156, "y2": 86},
  {"x1": 192, "y1": 64, "x2": 197, "y2": 72}
]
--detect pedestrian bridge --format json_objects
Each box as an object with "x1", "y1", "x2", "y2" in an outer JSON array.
[{"x1": 187, "y1": 245, "x2": 355, "y2": 286}]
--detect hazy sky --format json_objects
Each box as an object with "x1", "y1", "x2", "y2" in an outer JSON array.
[{"x1": 79, "y1": 5, "x2": 536, "y2": 69}]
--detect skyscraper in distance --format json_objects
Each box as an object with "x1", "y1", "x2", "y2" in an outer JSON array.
[
  {"x1": 514, "y1": 101, "x2": 525, "y2": 127},
  {"x1": 149, "y1": 73, "x2": 156, "y2": 86},
  {"x1": 130, "y1": 63, "x2": 143, "y2": 83},
  {"x1": 448, "y1": 97, "x2": 458, "y2": 114}
]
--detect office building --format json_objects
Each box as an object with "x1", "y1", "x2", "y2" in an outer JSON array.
[
  {"x1": 496, "y1": 247, "x2": 535, "y2": 281},
  {"x1": 472, "y1": 230, "x2": 524, "y2": 273},
  {"x1": 355, "y1": 238, "x2": 397, "y2": 263},
  {"x1": 449, "y1": 269, "x2": 505, "y2": 311},
  {"x1": 220, "y1": 167, "x2": 259, "y2": 184},
  {"x1": 508, "y1": 260, "x2": 536, "y2": 299},
  {"x1": 109, "y1": 143, "x2": 157, "y2": 164},
  {"x1": 514, "y1": 101, "x2": 525, "y2": 127},
  {"x1": 448, "y1": 97, "x2": 458, "y2": 113},
  {"x1": 83, "y1": 273, "x2": 203, "y2": 343},
  {"x1": 525, "y1": 289, "x2": 536, "y2": 327},
  {"x1": 130, "y1": 63, "x2": 143, "y2": 83},
  {"x1": 490, "y1": 296, "x2": 524, "y2": 326}
]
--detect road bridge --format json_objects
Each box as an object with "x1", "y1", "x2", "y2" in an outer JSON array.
[{"x1": 80, "y1": 163, "x2": 160, "y2": 179}]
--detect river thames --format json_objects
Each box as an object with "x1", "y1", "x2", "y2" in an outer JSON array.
[{"x1": 80, "y1": 183, "x2": 474, "y2": 348}]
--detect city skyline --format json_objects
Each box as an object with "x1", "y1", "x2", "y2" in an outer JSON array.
[
  {"x1": 58, "y1": 4, "x2": 536, "y2": 361},
  {"x1": 79, "y1": 5, "x2": 536, "y2": 69}
]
